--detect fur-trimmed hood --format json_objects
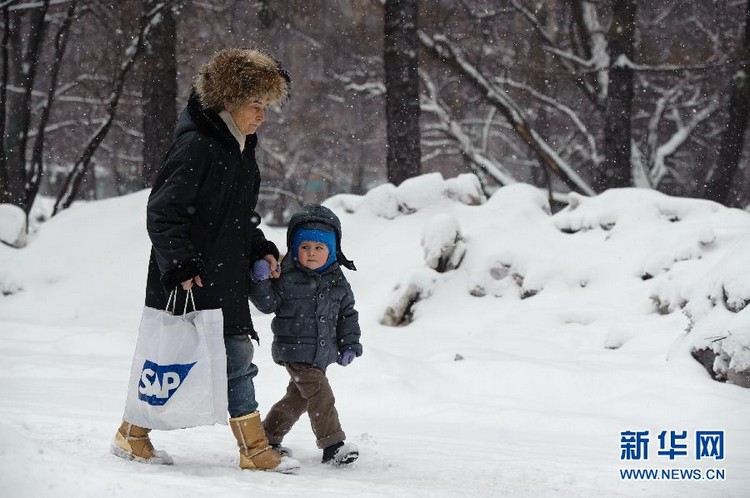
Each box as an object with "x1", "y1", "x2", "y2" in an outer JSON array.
[
  {"x1": 287, "y1": 204, "x2": 356, "y2": 271},
  {"x1": 195, "y1": 48, "x2": 290, "y2": 111}
]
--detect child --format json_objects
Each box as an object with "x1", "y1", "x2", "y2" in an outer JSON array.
[{"x1": 249, "y1": 204, "x2": 362, "y2": 466}]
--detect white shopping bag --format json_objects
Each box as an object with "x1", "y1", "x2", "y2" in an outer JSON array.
[{"x1": 123, "y1": 289, "x2": 228, "y2": 430}]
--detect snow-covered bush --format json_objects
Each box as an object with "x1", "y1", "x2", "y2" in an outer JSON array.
[
  {"x1": 326, "y1": 173, "x2": 487, "y2": 220},
  {"x1": 381, "y1": 269, "x2": 438, "y2": 326},
  {"x1": 421, "y1": 214, "x2": 465, "y2": 272},
  {"x1": 444, "y1": 173, "x2": 486, "y2": 205},
  {"x1": 335, "y1": 178, "x2": 750, "y2": 387},
  {"x1": 0, "y1": 204, "x2": 27, "y2": 248}
]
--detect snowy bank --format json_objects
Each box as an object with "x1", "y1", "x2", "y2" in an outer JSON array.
[
  {"x1": 330, "y1": 174, "x2": 750, "y2": 387},
  {"x1": 0, "y1": 175, "x2": 748, "y2": 498}
]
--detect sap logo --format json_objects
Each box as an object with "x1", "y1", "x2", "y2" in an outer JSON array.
[{"x1": 138, "y1": 360, "x2": 196, "y2": 406}]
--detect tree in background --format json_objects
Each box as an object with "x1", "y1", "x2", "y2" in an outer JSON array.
[
  {"x1": 704, "y1": 1, "x2": 750, "y2": 206},
  {"x1": 140, "y1": 0, "x2": 179, "y2": 188},
  {"x1": 1, "y1": 0, "x2": 51, "y2": 209},
  {"x1": 2, "y1": 0, "x2": 750, "y2": 242},
  {"x1": 383, "y1": 0, "x2": 421, "y2": 185},
  {"x1": 599, "y1": 0, "x2": 636, "y2": 190},
  {"x1": 53, "y1": 0, "x2": 178, "y2": 214}
]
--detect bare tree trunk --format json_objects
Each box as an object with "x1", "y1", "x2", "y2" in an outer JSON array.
[
  {"x1": 53, "y1": 0, "x2": 175, "y2": 215},
  {"x1": 704, "y1": 2, "x2": 750, "y2": 206},
  {"x1": 599, "y1": 0, "x2": 636, "y2": 190},
  {"x1": 256, "y1": 0, "x2": 274, "y2": 28},
  {"x1": 384, "y1": 0, "x2": 421, "y2": 185},
  {"x1": 529, "y1": 4, "x2": 551, "y2": 188},
  {"x1": 23, "y1": 0, "x2": 77, "y2": 214},
  {"x1": 0, "y1": 5, "x2": 10, "y2": 203},
  {"x1": 2, "y1": 1, "x2": 49, "y2": 207},
  {"x1": 141, "y1": 0, "x2": 177, "y2": 188}
]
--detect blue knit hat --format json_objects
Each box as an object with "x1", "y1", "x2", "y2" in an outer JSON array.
[{"x1": 292, "y1": 226, "x2": 337, "y2": 272}]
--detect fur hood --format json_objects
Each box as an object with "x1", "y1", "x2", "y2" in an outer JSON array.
[
  {"x1": 195, "y1": 48, "x2": 290, "y2": 111},
  {"x1": 287, "y1": 204, "x2": 356, "y2": 271}
]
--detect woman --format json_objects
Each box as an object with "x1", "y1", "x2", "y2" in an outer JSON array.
[{"x1": 112, "y1": 48, "x2": 297, "y2": 473}]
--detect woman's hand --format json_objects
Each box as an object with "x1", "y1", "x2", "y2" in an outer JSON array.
[
  {"x1": 263, "y1": 254, "x2": 281, "y2": 279},
  {"x1": 181, "y1": 275, "x2": 203, "y2": 290}
]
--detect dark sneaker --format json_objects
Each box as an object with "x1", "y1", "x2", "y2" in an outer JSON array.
[{"x1": 322, "y1": 442, "x2": 359, "y2": 466}]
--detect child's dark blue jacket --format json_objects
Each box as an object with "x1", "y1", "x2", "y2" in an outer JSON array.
[{"x1": 249, "y1": 204, "x2": 362, "y2": 369}]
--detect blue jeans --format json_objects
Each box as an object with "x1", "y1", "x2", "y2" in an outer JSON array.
[{"x1": 224, "y1": 335, "x2": 259, "y2": 418}]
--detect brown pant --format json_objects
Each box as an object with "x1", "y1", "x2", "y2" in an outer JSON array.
[{"x1": 262, "y1": 362, "x2": 346, "y2": 449}]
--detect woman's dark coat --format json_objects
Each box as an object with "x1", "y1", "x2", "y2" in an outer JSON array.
[
  {"x1": 249, "y1": 205, "x2": 362, "y2": 369},
  {"x1": 145, "y1": 91, "x2": 278, "y2": 336}
]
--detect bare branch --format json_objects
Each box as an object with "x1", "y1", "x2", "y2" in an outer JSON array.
[
  {"x1": 420, "y1": 69, "x2": 517, "y2": 187},
  {"x1": 650, "y1": 101, "x2": 719, "y2": 187},
  {"x1": 24, "y1": 0, "x2": 76, "y2": 213},
  {"x1": 53, "y1": 0, "x2": 178, "y2": 214},
  {"x1": 495, "y1": 75, "x2": 601, "y2": 166},
  {"x1": 419, "y1": 30, "x2": 596, "y2": 195},
  {"x1": 7, "y1": 0, "x2": 67, "y2": 11}
]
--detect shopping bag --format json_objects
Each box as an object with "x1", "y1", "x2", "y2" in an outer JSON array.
[{"x1": 123, "y1": 289, "x2": 228, "y2": 430}]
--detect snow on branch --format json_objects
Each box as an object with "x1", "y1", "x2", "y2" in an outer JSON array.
[
  {"x1": 509, "y1": 0, "x2": 601, "y2": 108},
  {"x1": 576, "y1": 0, "x2": 609, "y2": 105},
  {"x1": 420, "y1": 70, "x2": 517, "y2": 187},
  {"x1": 334, "y1": 71, "x2": 385, "y2": 97},
  {"x1": 649, "y1": 100, "x2": 719, "y2": 187},
  {"x1": 6, "y1": 0, "x2": 67, "y2": 11},
  {"x1": 419, "y1": 31, "x2": 596, "y2": 196},
  {"x1": 495, "y1": 76, "x2": 601, "y2": 167},
  {"x1": 52, "y1": 0, "x2": 178, "y2": 215}
]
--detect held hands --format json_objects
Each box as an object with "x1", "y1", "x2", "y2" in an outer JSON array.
[
  {"x1": 252, "y1": 259, "x2": 272, "y2": 281},
  {"x1": 337, "y1": 350, "x2": 356, "y2": 367},
  {"x1": 263, "y1": 254, "x2": 281, "y2": 279}
]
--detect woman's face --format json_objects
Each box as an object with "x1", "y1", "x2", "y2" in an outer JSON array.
[{"x1": 229, "y1": 100, "x2": 267, "y2": 135}]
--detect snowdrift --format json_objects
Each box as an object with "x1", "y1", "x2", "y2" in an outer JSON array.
[
  {"x1": 329, "y1": 173, "x2": 750, "y2": 386},
  {"x1": 1, "y1": 173, "x2": 749, "y2": 497}
]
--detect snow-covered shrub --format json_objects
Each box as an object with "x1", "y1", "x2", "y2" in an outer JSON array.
[
  {"x1": 357, "y1": 183, "x2": 400, "y2": 219},
  {"x1": 443, "y1": 173, "x2": 486, "y2": 206},
  {"x1": 381, "y1": 269, "x2": 437, "y2": 326},
  {"x1": 325, "y1": 194, "x2": 361, "y2": 214},
  {"x1": 640, "y1": 228, "x2": 716, "y2": 279},
  {"x1": 327, "y1": 173, "x2": 487, "y2": 221},
  {"x1": 394, "y1": 173, "x2": 445, "y2": 213},
  {"x1": 0, "y1": 204, "x2": 27, "y2": 248},
  {"x1": 692, "y1": 327, "x2": 750, "y2": 388},
  {"x1": 421, "y1": 214, "x2": 465, "y2": 272},
  {"x1": 649, "y1": 230, "x2": 750, "y2": 387}
]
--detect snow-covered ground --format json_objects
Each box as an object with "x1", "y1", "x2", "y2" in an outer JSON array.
[{"x1": 1, "y1": 173, "x2": 748, "y2": 497}]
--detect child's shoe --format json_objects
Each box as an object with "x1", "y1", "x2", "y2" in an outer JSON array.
[{"x1": 322, "y1": 441, "x2": 358, "y2": 466}]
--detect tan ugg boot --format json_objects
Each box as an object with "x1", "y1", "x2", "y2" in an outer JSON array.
[
  {"x1": 229, "y1": 411, "x2": 300, "y2": 473},
  {"x1": 111, "y1": 421, "x2": 173, "y2": 465}
]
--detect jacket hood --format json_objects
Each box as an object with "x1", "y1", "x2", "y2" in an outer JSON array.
[
  {"x1": 174, "y1": 90, "x2": 258, "y2": 150},
  {"x1": 287, "y1": 204, "x2": 356, "y2": 271}
]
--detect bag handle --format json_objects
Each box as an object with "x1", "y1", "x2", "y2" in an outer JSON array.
[
  {"x1": 165, "y1": 287, "x2": 197, "y2": 316},
  {"x1": 184, "y1": 287, "x2": 196, "y2": 315}
]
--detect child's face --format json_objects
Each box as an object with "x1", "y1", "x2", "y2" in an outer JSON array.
[{"x1": 297, "y1": 240, "x2": 330, "y2": 270}]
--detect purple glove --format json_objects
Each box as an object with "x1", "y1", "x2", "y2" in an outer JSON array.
[
  {"x1": 252, "y1": 259, "x2": 272, "y2": 281},
  {"x1": 337, "y1": 350, "x2": 356, "y2": 367}
]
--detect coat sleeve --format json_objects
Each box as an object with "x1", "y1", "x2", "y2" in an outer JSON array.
[
  {"x1": 246, "y1": 210, "x2": 280, "y2": 262},
  {"x1": 248, "y1": 278, "x2": 283, "y2": 314},
  {"x1": 244, "y1": 158, "x2": 280, "y2": 261},
  {"x1": 336, "y1": 280, "x2": 362, "y2": 356},
  {"x1": 146, "y1": 134, "x2": 210, "y2": 289}
]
